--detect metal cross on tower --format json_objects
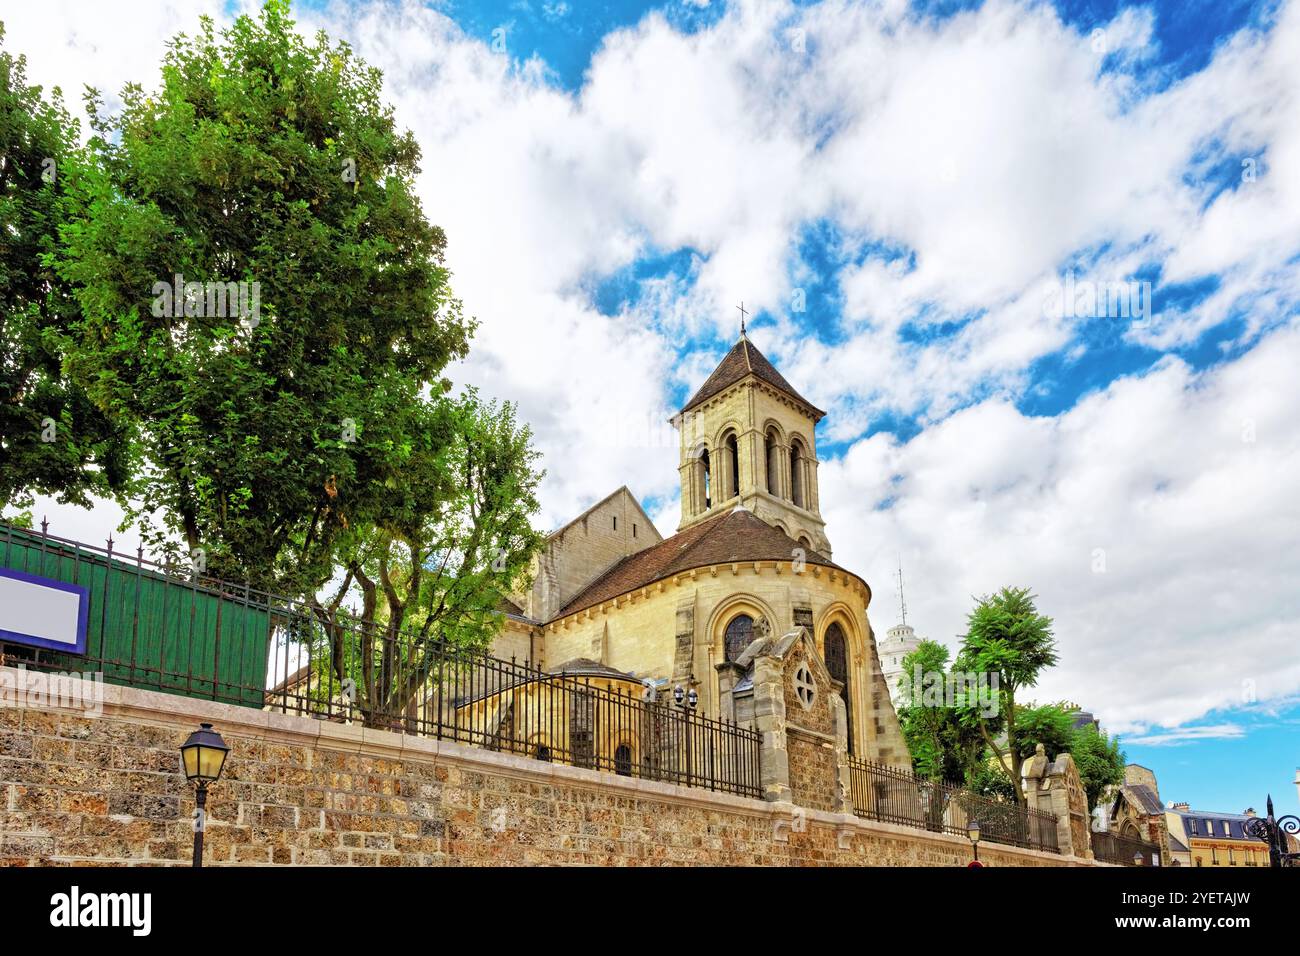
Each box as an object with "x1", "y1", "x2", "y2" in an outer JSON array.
[{"x1": 737, "y1": 301, "x2": 749, "y2": 336}]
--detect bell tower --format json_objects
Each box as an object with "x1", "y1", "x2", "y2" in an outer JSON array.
[{"x1": 671, "y1": 329, "x2": 831, "y2": 556}]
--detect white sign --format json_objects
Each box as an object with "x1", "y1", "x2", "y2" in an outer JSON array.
[{"x1": 0, "y1": 568, "x2": 88, "y2": 654}]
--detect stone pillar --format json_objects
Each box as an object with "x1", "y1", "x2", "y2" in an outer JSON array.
[
  {"x1": 751, "y1": 653, "x2": 791, "y2": 803},
  {"x1": 678, "y1": 461, "x2": 695, "y2": 519},
  {"x1": 739, "y1": 429, "x2": 761, "y2": 498},
  {"x1": 1023, "y1": 744, "x2": 1094, "y2": 859},
  {"x1": 767, "y1": 441, "x2": 785, "y2": 499},
  {"x1": 715, "y1": 660, "x2": 744, "y2": 723}
]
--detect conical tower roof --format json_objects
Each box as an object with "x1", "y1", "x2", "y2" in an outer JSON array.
[{"x1": 678, "y1": 335, "x2": 825, "y2": 421}]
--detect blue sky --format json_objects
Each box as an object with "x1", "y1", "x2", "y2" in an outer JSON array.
[{"x1": 9, "y1": 0, "x2": 1299, "y2": 818}]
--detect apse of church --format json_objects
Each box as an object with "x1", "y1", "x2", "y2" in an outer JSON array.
[{"x1": 498, "y1": 332, "x2": 909, "y2": 768}]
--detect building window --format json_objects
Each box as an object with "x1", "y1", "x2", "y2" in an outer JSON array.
[
  {"x1": 765, "y1": 429, "x2": 780, "y2": 496},
  {"x1": 824, "y1": 622, "x2": 852, "y2": 754},
  {"x1": 724, "y1": 614, "x2": 754, "y2": 662},
  {"x1": 726, "y1": 432, "x2": 740, "y2": 499},
  {"x1": 614, "y1": 744, "x2": 633, "y2": 777},
  {"x1": 790, "y1": 440, "x2": 805, "y2": 508},
  {"x1": 702, "y1": 447, "x2": 712, "y2": 509},
  {"x1": 633, "y1": 523, "x2": 637, "y2": 538},
  {"x1": 613, "y1": 516, "x2": 617, "y2": 530}
]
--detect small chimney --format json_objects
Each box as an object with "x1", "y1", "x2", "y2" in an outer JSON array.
[
  {"x1": 1243, "y1": 807, "x2": 1256, "y2": 818},
  {"x1": 1171, "y1": 802, "x2": 1191, "y2": 811}
]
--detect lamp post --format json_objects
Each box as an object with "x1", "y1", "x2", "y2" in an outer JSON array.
[
  {"x1": 1133, "y1": 850, "x2": 1145, "y2": 867},
  {"x1": 673, "y1": 685, "x2": 698, "y2": 787},
  {"x1": 1242, "y1": 795, "x2": 1300, "y2": 869},
  {"x1": 180, "y1": 723, "x2": 230, "y2": 868},
  {"x1": 967, "y1": 820, "x2": 981, "y2": 866}
]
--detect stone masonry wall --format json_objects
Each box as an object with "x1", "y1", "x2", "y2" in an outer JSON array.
[
  {"x1": 787, "y1": 736, "x2": 837, "y2": 812},
  {"x1": 0, "y1": 669, "x2": 1096, "y2": 867}
]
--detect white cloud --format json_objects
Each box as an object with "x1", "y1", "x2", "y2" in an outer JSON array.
[
  {"x1": 1125, "y1": 724, "x2": 1247, "y2": 746},
  {"x1": 821, "y1": 318, "x2": 1300, "y2": 734}
]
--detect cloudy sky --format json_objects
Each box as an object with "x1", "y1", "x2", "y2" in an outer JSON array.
[{"x1": 7, "y1": 0, "x2": 1298, "y2": 813}]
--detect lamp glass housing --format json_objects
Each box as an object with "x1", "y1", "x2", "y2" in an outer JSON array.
[
  {"x1": 180, "y1": 723, "x2": 230, "y2": 784},
  {"x1": 967, "y1": 821, "x2": 981, "y2": 843}
]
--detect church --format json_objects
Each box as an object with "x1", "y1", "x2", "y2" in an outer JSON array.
[{"x1": 492, "y1": 330, "x2": 909, "y2": 766}]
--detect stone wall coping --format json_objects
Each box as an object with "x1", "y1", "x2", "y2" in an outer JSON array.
[{"x1": 1, "y1": 666, "x2": 1094, "y2": 867}]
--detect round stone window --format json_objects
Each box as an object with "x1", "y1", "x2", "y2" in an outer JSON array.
[{"x1": 794, "y1": 664, "x2": 816, "y2": 710}]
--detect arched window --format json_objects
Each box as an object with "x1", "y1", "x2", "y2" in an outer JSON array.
[
  {"x1": 790, "y1": 440, "x2": 805, "y2": 508},
  {"x1": 824, "y1": 622, "x2": 852, "y2": 753},
  {"x1": 724, "y1": 614, "x2": 754, "y2": 662},
  {"x1": 614, "y1": 744, "x2": 633, "y2": 777},
  {"x1": 726, "y1": 433, "x2": 740, "y2": 499},
  {"x1": 701, "y1": 447, "x2": 712, "y2": 510}
]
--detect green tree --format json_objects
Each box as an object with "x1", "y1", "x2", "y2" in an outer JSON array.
[
  {"x1": 966, "y1": 702, "x2": 1126, "y2": 811},
  {"x1": 1065, "y1": 720, "x2": 1125, "y2": 811},
  {"x1": 52, "y1": 1, "x2": 471, "y2": 593},
  {"x1": 1010, "y1": 702, "x2": 1077, "y2": 762},
  {"x1": 897, "y1": 640, "x2": 987, "y2": 783},
  {"x1": 0, "y1": 27, "x2": 128, "y2": 514},
  {"x1": 304, "y1": 394, "x2": 544, "y2": 726},
  {"x1": 957, "y1": 586, "x2": 1058, "y2": 804}
]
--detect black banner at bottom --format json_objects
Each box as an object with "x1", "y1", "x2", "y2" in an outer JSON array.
[{"x1": 0, "y1": 864, "x2": 1282, "y2": 942}]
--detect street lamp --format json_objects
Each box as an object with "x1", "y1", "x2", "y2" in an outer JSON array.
[
  {"x1": 967, "y1": 820, "x2": 981, "y2": 865},
  {"x1": 180, "y1": 723, "x2": 229, "y2": 868},
  {"x1": 1242, "y1": 795, "x2": 1300, "y2": 869},
  {"x1": 1133, "y1": 851, "x2": 1145, "y2": 867},
  {"x1": 673, "y1": 685, "x2": 698, "y2": 786}
]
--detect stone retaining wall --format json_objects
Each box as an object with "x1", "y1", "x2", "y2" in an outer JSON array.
[{"x1": 0, "y1": 668, "x2": 1097, "y2": 867}]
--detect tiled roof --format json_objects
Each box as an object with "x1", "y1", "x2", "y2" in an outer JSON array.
[
  {"x1": 1168, "y1": 809, "x2": 1263, "y2": 842},
  {"x1": 679, "y1": 336, "x2": 825, "y2": 421},
  {"x1": 496, "y1": 596, "x2": 525, "y2": 616},
  {"x1": 555, "y1": 506, "x2": 848, "y2": 618},
  {"x1": 1123, "y1": 784, "x2": 1164, "y2": 816}
]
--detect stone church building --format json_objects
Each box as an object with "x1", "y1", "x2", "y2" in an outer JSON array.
[{"x1": 493, "y1": 331, "x2": 909, "y2": 767}]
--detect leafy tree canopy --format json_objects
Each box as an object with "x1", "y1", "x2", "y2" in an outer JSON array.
[
  {"x1": 52, "y1": 0, "x2": 473, "y2": 594},
  {"x1": 0, "y1": 26, "x2": 129, "y2": 514},
  {"x1": 957, "y1": 586, "x2": 1058, "y2": 803},
  {"x1": 302, "y1": 393, "x2": 545, "y2": 724}
]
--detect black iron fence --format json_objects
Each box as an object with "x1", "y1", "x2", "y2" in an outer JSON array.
[
  {"x1": 0, "y1": 520, "x2": 762, "y2": 799},
  {"x1": 848, "y1": 757, "x2": 1060, "y2": 853},
  {"x1": 268, "y1": 640, "x2": 763, "y2": 798},
  {"x1": 1091, "y1": 829, "x2": 1161, "y2": 866}
]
